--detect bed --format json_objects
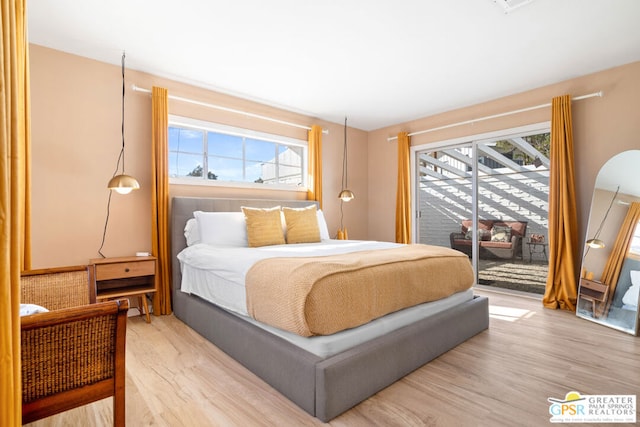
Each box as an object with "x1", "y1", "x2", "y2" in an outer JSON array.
[{"x1": 171, "y1": 196, "x2": 489, "y2": 422}]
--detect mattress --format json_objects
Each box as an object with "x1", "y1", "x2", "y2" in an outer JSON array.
[{"x1": 235, "y1": 289, "x2": 474, "y2": 357}]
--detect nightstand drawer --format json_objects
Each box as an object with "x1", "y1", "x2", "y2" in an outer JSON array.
[{"x1": 95, "y1": 260, "x2": 155, "y2": 281}]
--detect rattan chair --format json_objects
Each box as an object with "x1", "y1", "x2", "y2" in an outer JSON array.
[
  {"x1": 20, "y1": 265, "x2": 95, "y2": 310},
  {"x1": 21, "y1": 299, "x2": 129, "y2": 425}
]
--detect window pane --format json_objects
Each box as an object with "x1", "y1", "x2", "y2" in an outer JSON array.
[
  {"x1": 277, "y1": 146, "x2": 302, "y2": 185},
  {"x1": 279, "y1": 146, "x2": 303, "y2": 167},
  {"x1": 245, "y1": 138, "x2": 276, "y2": 163},
  {"x1": 169, "y1": 127, "x2": 203, "y2": 153},
  {"x1": 169, "y1": 152, "x2": 205, "y2": 178},
  {"x1": 247, "y1": 160, "x2": 274, "y2": 183},
  {"x1": 208, "y1": 132, "x2": 243, "y2": 158},
  {"x1": 208, "y1": 156, "x2": 244, "y2": 181},
  {"x1": 279, "y1": 164, "x2": 302, "y2": 185}
]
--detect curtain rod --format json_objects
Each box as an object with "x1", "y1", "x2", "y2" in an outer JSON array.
[
  {"x1": 132, "y1": 85, "x2": 328, "y2": 134},
  {"x1": 387, "y1": 91, "x2": 603, "y2": 142}
]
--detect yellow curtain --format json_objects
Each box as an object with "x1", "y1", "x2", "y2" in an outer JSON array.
[
  {"x1": 307, "y1": 125, "x2": 323, "y2": 209},
  {"x1": 151, "y1": 87, "x2": 172, "y2": 315},
  {"x1": 1, "y1": 0, "x2": 31, "y2": 424},
  {"x1": 395, "y1": 132, "x2": 411, "y2": 244},
  {"x1": 600, "y1": 202, "x2": 640, "y2": 309},
  {"x1": 542, "y1": 95, "x2": 579, "y2": 311}
]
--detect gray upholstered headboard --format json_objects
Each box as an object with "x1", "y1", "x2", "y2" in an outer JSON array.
[{"x1": 170, "y1": 197, "x2": 319, "y2": 304}]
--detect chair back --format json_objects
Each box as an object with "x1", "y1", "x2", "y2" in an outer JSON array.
[
  {"x1": 21, "y1": 265, "x2": 94, "y2": 309},
  {"x1": 21, "y1": 299, "x2": 128, "y2": 425}
]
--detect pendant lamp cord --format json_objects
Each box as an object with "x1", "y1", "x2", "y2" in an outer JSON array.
[
  {"x1": 113, "y1": 52, "x2": 126, "y2": 177},
  {"x1": 97, "y1": 190, "x2": 113, "y2": 258},
  {"x1": 98, "y1": 51, "x2": 127, "y2": 257},
  {"x1": 338, "y1": 199, "x2": 345, "y2": 235},
  {"x1": 583, "y1": 185, "x2": 620, "y2": 260},
  {"x1": 590, "y1": 185, "x2": 620, "y2": 243},
  {"x1": 342, "y1": 116, "x2": 348, "y2": 190},
  {"x1": 338, "y1": 117, "x2": 348, "y2": 233}
]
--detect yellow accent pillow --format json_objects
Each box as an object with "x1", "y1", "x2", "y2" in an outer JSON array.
[
  {"x1": 241, "y1": 206, "x2": 286, "y2": 247},
  {"x1": 283, "y1": 205, "x2": 320, "y2": 244}
]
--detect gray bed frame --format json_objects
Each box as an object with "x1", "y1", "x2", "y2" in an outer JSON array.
[{"x1": 171, "y1": 196, "x2": 489, "y2": 422}]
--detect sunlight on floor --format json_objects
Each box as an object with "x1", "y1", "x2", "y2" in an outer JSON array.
[{"x1": 489, "y1": 304, "x2": 536, "y2": 322}]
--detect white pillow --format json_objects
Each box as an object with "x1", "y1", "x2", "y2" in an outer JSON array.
[
  {"x1": 622, "y1": 284, "x2": 639, "y2": 307},
  {"x1": 184, "y1": 218, "x2": 200, "y2": 246},
  {"x1": 317, "y1": 209, "x2": 330, "y2": 240},
  {"x1": 630, "y1": 270, "x2": 640, "y2": 286},
  {"x1": 194, "y1": 211, "x2": 248, "y2": 247},
  {"x1": 20, "y1": 303, "x2": 49, "y2": 316},
  {"x1": 622, "y1": 270, "x2": 640, "y2": 307}
]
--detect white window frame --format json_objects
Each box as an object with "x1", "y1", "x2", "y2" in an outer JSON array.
[{"x1": 168, "y1": 115, "x2": 308, "y2": 192}]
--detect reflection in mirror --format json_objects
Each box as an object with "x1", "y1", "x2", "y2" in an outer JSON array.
[{"x1": 577, "y1": 150, "x2": 640, "y2": 335}]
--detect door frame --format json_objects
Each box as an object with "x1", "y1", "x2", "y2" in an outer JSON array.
[{"x1": 410, "y1": 121, "x2": 550, "y2": 281}]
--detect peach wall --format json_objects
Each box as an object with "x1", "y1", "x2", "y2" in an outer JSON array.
[
  {"x1": 29, "y1": 45, "x2": 368, "y2": 268},
  {"x1": 29, "y1": 44, "x2": 640, "y2": 267},
  {"x1": 368, "y1": 61, "x2": 640, "y2": 243}
]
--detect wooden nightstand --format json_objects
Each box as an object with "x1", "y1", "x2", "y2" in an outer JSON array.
[
  {"x1": 579, "y1": 278, "x2": 609, "y2": 319},
  {"x1": 90, "y1": 256, "x2": 157, "y2": 323}
]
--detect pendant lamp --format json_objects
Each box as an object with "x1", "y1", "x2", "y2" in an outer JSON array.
[
  {"x1": 338, "y1": 117, "x2": 354, "y2": 202},
  {"x1": 108, "y1": 52, "x2": 140, "y2": 194},
  {"x1": 586, "y1": 186, "x2": 620, "y2": 249}
]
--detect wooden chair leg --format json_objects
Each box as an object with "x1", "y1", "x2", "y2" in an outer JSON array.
[
  {"x1": 113, "y1": 383, "x2": 126, "y2": 427},
  {"x1": 139, "y1": 295, "x2": 150, "y2": 323}
]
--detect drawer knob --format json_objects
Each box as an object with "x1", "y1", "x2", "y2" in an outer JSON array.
[{"x1": 125, "y1": 268, "x2": 130, "y2": 273}]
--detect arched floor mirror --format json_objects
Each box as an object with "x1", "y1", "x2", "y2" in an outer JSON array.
[{"x1": 577, "y1": 150, "x2": 640, "y2": 335}]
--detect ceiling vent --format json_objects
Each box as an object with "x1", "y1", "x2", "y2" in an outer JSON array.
[{"x1": 492, "y1": 0, "x2": 535, "y2": 13}]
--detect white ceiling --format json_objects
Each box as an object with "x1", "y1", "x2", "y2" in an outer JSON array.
[{"x1": 28, "y1": 0, "x2": 640, "y2": 131}]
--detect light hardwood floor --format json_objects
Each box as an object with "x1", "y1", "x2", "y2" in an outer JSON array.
[{"x1": 26, "y1": 289, "x2": 639, "y2": 427}]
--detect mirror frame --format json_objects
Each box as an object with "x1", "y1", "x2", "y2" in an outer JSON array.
[{"x1": 577, "y1": 150, "x2": 640, "y2": 335}]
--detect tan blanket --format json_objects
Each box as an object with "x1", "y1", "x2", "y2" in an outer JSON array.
[{"x1": 246, "y1": 244, "x2": 474, "y2": 337}]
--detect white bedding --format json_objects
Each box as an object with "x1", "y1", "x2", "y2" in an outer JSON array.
[
  {"x1": 178, "y1": 239, "x2": 403, "y2": 316},
  {"x1": 178, "y1": 239, "x2": 475, "y2": 357}
]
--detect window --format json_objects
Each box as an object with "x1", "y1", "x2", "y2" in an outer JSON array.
[{"x1": 168, "y1": 116, "x2": 307, "y2": 189}]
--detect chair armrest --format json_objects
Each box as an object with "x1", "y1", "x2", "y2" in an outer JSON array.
[{"x1": 20, "y1": 299, "x2": 128, "y2": 329}]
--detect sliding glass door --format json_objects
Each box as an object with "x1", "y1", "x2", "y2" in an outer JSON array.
[{"x1": 415, "y1": 127, "x2": 550, "y2": 294}]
